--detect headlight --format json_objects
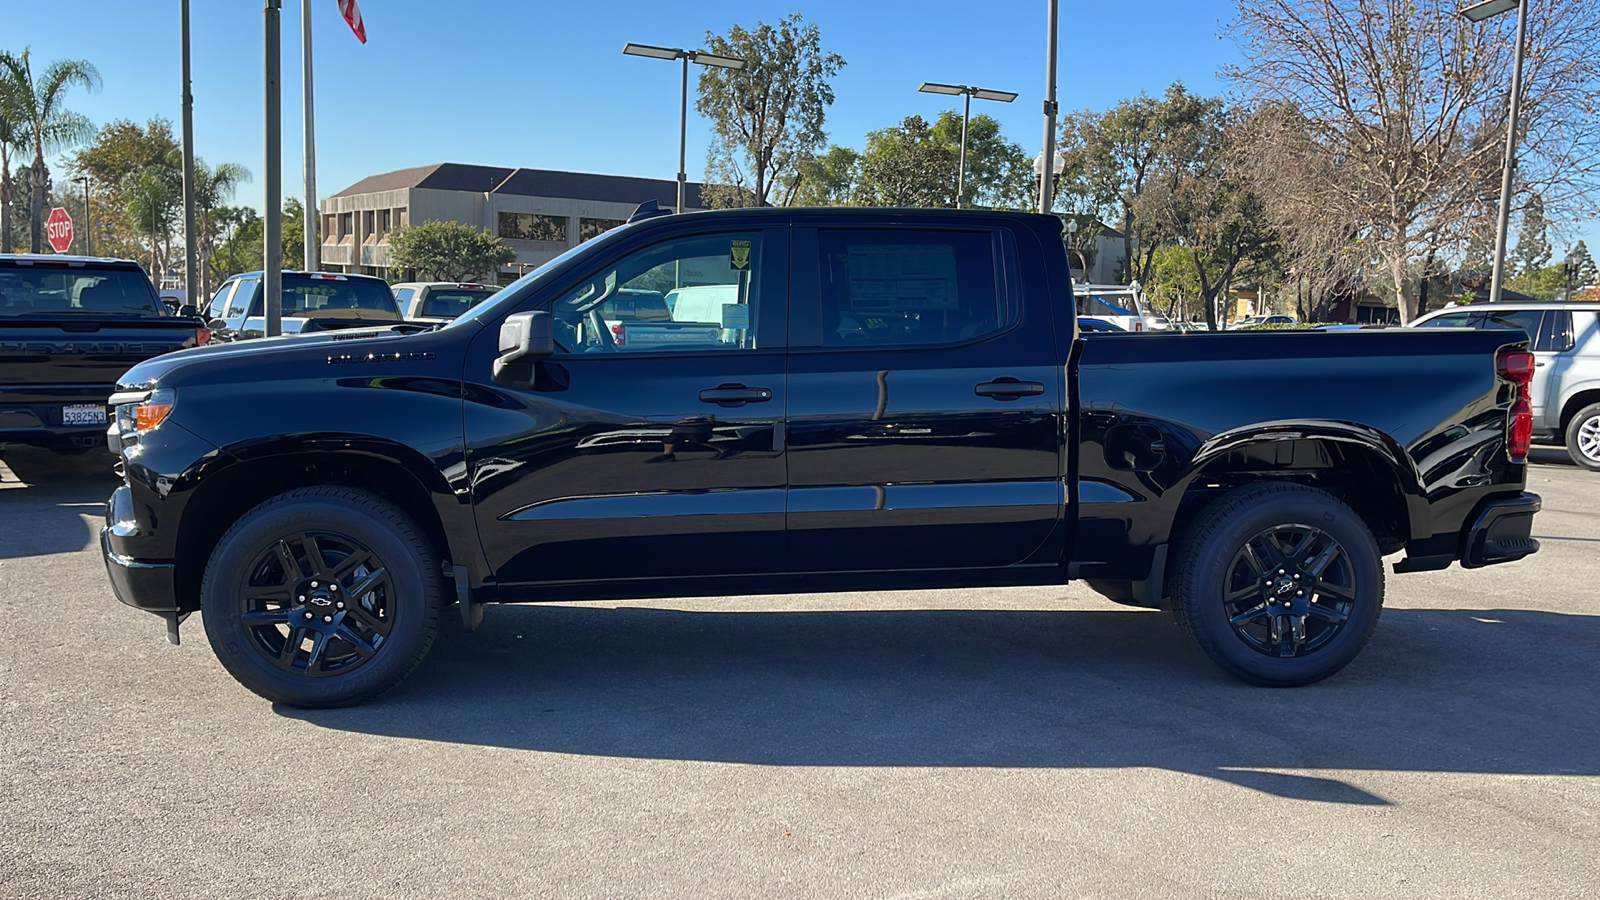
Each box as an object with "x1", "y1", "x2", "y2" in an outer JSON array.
[{"x1": 114, "y1": 388, "x2": 176, "y2": 441}]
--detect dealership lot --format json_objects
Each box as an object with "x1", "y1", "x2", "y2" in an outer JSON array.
[{"x1": 1, "y1": 447, "x2": 1595, "y2": 899}]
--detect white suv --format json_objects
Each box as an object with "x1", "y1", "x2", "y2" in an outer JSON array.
[{"x1": 1412, "y1": 302, "x2": 1600, "y2": 470}]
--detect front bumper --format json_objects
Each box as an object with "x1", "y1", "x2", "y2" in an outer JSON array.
[
  {"x1": 1459, "y1": 491, "x2": 1541, "y2": 569},
  {"x1": 102, "y1": 485, "x2": 178, "y2": 612}
]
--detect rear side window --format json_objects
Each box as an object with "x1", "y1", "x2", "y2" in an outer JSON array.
[
  {"x1": 1417, "y1": 312, "x2": 1474, "y2": 328},
  {"x1": 0, "y1": 266, "x2": 163, "y2": 316},
  {"x1": 394, "y1": 287, "x2": 416, "y2": 312},
  {"x1": 207, "y1": 281, "x2": 236, "y2": 319},
  {"x1": 227, "y1": 277, "x2": 259, "y2": 317},
  {"x1": 1539, "y1": 310, "x2": 1574, "y2": 352},
  {"x1": 1478, "y1": 309, "x2": 1545, "y2": 341},
  {"x1": 816, "y1": 229, "x2": 1004, "y2": 347}
]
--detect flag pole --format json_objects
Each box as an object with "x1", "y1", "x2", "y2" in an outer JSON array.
[{"x1": 301, "y1": 0, "x2": 317, "y2": 272}]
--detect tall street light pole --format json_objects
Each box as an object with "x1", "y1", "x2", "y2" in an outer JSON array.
[
  {"x1": 264, "y1": 0, "x2": 283, "y2": 337},
  {"x1": 918, "y1": 82, "x2": 1018, "y2": 209},
  {"x1": 180, "y1": 0, "x2": 198, "y2": 307},
  {"x1": 1461, "y1": 0, "x2": 1528, "y2": 304},
  {"x1": 76, "y1": 175, "x2": 91, "y2": 256},
  {"x1": 1038, "y1": 0, "x2": 1060, "y2": 214},
  {"x1": 302, "y1": 0, "x2": 318, "y2": 273},
  {"x1": 622, "y1": 42, "x2": 746, "y2": 212}
]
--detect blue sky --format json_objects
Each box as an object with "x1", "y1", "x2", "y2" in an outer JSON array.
[{"x1": 6, "y1": 0, "x2": 1595, "y2": 251}]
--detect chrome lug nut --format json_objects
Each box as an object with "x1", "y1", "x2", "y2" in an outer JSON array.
[
  {"x1": 329, "y1": 584, "x2": 338, "y2": 592},
  {"x1": 310, "y1": 581, "x2": 318, "y2": 588},
  {"x1": 303, "y1": 612, "x2": 313, "y2": 620},
  {"x1": 336, "y1": 601, "x2": 344, "y2": 609},
  {"x1": 322, "y1": 615, "x2": 333, "y2": 624},
  {"x1": 298, "y1": 595, "x2": 305, "y2": 602}
]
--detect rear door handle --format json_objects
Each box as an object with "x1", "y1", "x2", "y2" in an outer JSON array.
[
  {"x1": 975, "y1": 378, "x2": 1045, "y2": 400},
  {"x1": 699, "y1": 383, "x2": 773, "y2": 407}
]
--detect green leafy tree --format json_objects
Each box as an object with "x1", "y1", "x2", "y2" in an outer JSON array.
[
  {"x1": 1510, "y1": 194, "x2": 1553, "y2": 277},
  {"x1": 120, "y1": 163, "x2": 180, "y2": 273},
  {"x1": 68, "y1": 118, "x2": 180, "y2": 260},
  {"x1": 281, "y1": 198, "x2": 306, "y2": 271},
  {"x1": 207, "y1": 206, "x2": 260, "y2": 287},
  {"x1": 852, "y1": 115, "x2": 956, "y2": 207},
  {"x1": 386, "y1": 220, "x2": 514, "y2": 281},
  {"x1": 0, "y1": 98, "x2": 26, "y2": 253},
  {"x1": 786, "y1": 145, "x2": 858, "y2": 206},
  {"x1": 1567, "y1": 241, "x2": 1598, "y2": 287},
  {"x1": 189, "y1": 156, "x2": 251, "y2": 295},
  {"x1": 928, "y1": 111, "x2": 1033, "y2": 210},
  {"x1": 696, "y1": 13, "x2": 845, "y2": 207},
  {"x1": 0, "y1": 48, "x2": 100, "y2": 253}
]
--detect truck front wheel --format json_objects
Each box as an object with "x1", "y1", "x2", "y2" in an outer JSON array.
[
  {"x1": 200, "y1": 486, "x2": 443, "y2": 707},
  {"x1": 1171, "y1": 483, "x2": 1383, "y2": 686}
]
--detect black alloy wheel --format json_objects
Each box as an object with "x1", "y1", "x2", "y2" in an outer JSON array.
[
  {"x1": 1220, "y1": 524, "x2": 1356, "y2": 658},
  {"x1": 201, "y1": 487, "x2": 442, "y2": 707},
  {"x1": 1172, "y1": 482, "x2": 1383, "y2": 686},
  {"x1": 236, "y1": 531, "x2": 395, "y2": 678}
]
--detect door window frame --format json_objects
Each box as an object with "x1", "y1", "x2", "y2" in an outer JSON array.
[{"x1": 515, "y1": 224, "x2": 790, "y2": 358}]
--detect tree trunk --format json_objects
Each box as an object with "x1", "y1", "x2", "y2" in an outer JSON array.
[
  {"x1": 29, "y1": 154, "x2": 48, "y2": 254},
  {"x1": 1387, "y1": 251, "x2": 1412, "y2": 324},
  {"x1": 0, "y1": 159, "x2": 11, "y2": 255}
]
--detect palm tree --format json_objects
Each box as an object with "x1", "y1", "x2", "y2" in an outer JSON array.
[
  {"x1": 122, "y1": 164, "x2": 181, "y2": 275},
  {"x1": 0, "y1": 104, "x2": 24, "y2": 253},
  {"x1": 0, "y1": 49, "x2": 100, "y2": 253},
  {"x1": 187, "y1": 155, "x2": 251, "y2": 298}
]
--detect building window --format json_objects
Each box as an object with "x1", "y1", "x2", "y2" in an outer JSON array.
[
  {"x1": 377, "y1": 208, "x2": 392, "y2": 241},
  {"x1": 397, "y1": 208, "x2": 408, "y2": 228},
  {"x1": 498, "y1": 212, "x2": 568, "y2": 242},
  {"x1": 579, "y1": 217, "x2": 626, "y2": 242},
  {"x1": 337, "y1": 212, "x2": 353, "y2": 243},
  {"x1": 363, "y1": 210, "x2": 376, "y2": 242},
  {"x1": 322, "y1": 215, "x2": 336, "y2": 244}
]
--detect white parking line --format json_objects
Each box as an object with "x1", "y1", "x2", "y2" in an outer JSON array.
[{"x1": 0, "y1": 455, "x2": 28, "y2": 489}]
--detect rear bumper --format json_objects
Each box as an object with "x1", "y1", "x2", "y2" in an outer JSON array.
[
  {"x1": 1459, "y1": 491, "x2": 1541, "y2": 569},
  {"x1": 102, "y1": 486, "x2": 179, "y2": 613}
]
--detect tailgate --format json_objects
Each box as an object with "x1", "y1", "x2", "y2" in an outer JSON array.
[{"x1": 0, "y1": 317, "x2": 201, "y2": 388}]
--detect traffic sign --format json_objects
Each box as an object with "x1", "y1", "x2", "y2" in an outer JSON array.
[{"x1": 46, "y1": 207, "x2": 73, "y2": 253}]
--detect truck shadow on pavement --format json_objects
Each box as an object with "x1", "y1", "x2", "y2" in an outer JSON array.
[
  {"x1": 281, "y1": 601, "x2": 1599, "y2": 805},
  {"x1": 0, "y1": 447, "x2": 117, "y2": 559}
]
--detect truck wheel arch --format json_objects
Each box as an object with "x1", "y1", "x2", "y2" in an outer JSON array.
[{"x1": 171, "y1": 440, "x2": 473, "y2": 613}]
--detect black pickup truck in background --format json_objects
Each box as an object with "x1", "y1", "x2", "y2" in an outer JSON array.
[
  {"x1": 99, "y1": 207, "x2": 1542, "y2": 707},
  {"x1": 1, "y1": 255, "x2": 208, "y2": 453}
]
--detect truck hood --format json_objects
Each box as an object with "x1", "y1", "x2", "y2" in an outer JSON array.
[{"x1": 115, "y1": 326, "x2": 412, "y2": 389}]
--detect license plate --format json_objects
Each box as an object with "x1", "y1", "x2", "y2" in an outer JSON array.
[{"x1": 62, "y1": 403, "x2": 107, "y2": 426}]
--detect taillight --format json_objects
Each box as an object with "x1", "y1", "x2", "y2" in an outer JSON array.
[
  {"x1": 195, "y1": 327, "x2": 211, "y2": 346},
  {"x1": 1497, "y1": 348, "x2": 1535, "y2": 461},
  {"x1": 1133, "y1": 321, "x2": 1144, "y2": 332}
]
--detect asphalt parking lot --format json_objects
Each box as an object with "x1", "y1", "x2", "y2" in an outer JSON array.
[{"x1": 1, "y1": 446, "x2": 1595, "y2": 899}]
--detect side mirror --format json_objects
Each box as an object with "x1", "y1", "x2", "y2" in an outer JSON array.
[
  {"x1": 178, "y1": 305, "x2": 197, "y2": 318},
  {"x1": 207, "y1": 318, "x2": 227, "y2": 331},
  {"x1": 493, "y1": 310, "x2": 553, "y2": 384}
]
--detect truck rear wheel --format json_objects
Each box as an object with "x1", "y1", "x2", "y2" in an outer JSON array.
[
  {"x1": 200, "y1": 487, "x2": 442, "y2": 708},
  {"x1": 1171, "y1": 483, "x2": 1383, "y2": 686},
  {"x1": 1565, "y1": 402, "x2": 1600, "y2": 471}
]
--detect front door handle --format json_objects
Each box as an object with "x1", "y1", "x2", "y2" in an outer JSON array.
[
  {"x1": 975, "y1": 378, "x2": 1045, "y2": 400},
  {"x1": 699, "y1": 383, "x2": 773, "y2": 407}
]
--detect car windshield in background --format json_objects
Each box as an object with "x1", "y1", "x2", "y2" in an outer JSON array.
[
  {"x1": 281, "y1": 276, "x2": 399, "y2": 319},
  {"x1": 419, "y1": 288, "x2": 496, "y2": 319},
  {"x1": 0, "y1": 266, "x2": 163, "y2": 316}
]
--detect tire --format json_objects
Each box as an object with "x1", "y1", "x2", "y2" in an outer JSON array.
[
  {"x1": 200, "y1": 486, "x2": 442, "y2": 707},
  {"x1": 1171, "y1": 482, "x2": 1383, "y2": 687},
  {"x1": 1565, "y1": 402, "x2": 1600, "y2": 471}
]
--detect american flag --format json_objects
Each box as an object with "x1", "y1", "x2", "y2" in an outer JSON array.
[{"x1": 337, "y1": 0, "x2": 366, "y2": 44}]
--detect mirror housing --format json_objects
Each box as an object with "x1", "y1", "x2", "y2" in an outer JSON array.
[
  {"x1": 178, "y1": 304, "x2": 197, "y2": 318},
  {"x1": 493, "y1": 310, "x2": 553, "y2": 384},
  {"x1": 207, "y1": 318, "x2": 227, "y2": 331}
]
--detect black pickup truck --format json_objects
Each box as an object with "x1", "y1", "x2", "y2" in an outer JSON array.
[
  {"x1": 1, "y1": 255, "x2": 208, "y2": 453},
  {"x1": 99, "y1": 208, "x2": 1542, "y2": 707}
]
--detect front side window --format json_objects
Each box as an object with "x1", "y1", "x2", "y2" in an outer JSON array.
[
  {"x1": 816, "y1": 229, "x2": 1003, "y2": 347},
  {"x1": 1416, "y1": 312, "x2": 1475, "y2": 329},
  {"x1": 548, "y1": 231, "x2": 763, "y2": 354},
  {"x1": 226, "y1": 277, "x2": 260, "y2": 318},
  {"x1": 207, "y1": 282, "x2": 236, "y2": 319}
]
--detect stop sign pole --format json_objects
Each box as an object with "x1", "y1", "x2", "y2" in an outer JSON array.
[{"x1": 46, "y1": 207, "x2": 74, "y2": 254}]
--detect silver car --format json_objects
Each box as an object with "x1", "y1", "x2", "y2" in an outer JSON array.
[
  {"x1": 1412, "y1": 302, "x2": 1600, "y2": 470},
  {"x1": 391, "y1": 282, "x2": 499, "y2": 324}
]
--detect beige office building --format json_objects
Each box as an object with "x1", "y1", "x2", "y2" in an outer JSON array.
[{"x1": 318, "y1": 163, "x2": 704, "y2": 283}]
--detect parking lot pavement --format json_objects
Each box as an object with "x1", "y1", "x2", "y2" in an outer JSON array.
[{"x1": 1, "y1": 445, "x2": 1595, "y2": 900}]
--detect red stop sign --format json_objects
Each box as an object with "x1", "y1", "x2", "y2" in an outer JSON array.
[{"x1": 46, "y1": 207, "x2": 74, "y2": 253}]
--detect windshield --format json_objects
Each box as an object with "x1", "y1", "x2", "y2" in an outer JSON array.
[
  {"x1": 418, "y1": 288, "x2": 496, "y2": 319},
  {"x1": 279, "y1": 276, "x2": 399, "y2": 320},
  {"x1": 0, "y1": 266, "x2": 163, "y2": 316},
  {"x1": 444, "y1": 219, "x2": 643, "y2": 331}
]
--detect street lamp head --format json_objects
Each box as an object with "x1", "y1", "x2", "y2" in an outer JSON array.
[
  {"x1": 690, "y1": 52, "x2": 746, "y2": 70},
  {"x1": 622, "y1": 42, "x2": 683, "y2": 61},
  {"x1": 1066, "y1": 218, "x2": 1078, "y2": 234},
  {"x1": 1459, "y1": 0, "x2": 1519, "y2": 21},
  {"x1": 971, "y1": 88, "x2": 1018, "y2": 103},
  {"x1": 918, "y1": 82, "x2": 967, "y2": 96},
  {"x1": 1033, "y1": 150, "x2": 1064, "y2": 177}
]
